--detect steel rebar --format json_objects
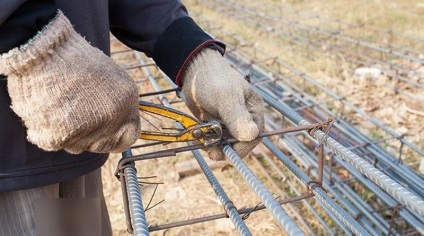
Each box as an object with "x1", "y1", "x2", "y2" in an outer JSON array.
[
  {"x1": 123, "y1": 148, "x2": 149, "y2": 236},
  {"x1": 222, "y1": 144, "x2": 306, "y2": 236},
  {"x1": 262, "y1": 138, "x2": 371, "y2": 236},
  {"x1": 255, "y1": 88, "x2": 424, "y2": 219}
]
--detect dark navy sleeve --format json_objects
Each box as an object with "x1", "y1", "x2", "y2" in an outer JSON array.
[
  {"x1": 152, "y1": 17, "x2": 225, "y2": 86},
  {"x1": 108, "y1": 0, "x2": 225, "y2": 86},
  {"x1": 0, "y1": 0, "x2": 57, "y2": 53}
]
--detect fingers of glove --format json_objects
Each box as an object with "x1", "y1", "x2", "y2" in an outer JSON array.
[
  {"x1": 245, "y1": 88, "x2": 265, "y2": 133},
  {"x1": 62, "y1": 111, "x2": 140, "y2": 154},
  {"x1": 206, "y1": 146, "x2": 226, "y2": 161},
  {"x1": 217, "y1": 94, "x2": 260, "y2": 142},
  {"x1": 105, "y1": 111, "x2": 141, "y2": 153},
  {"x1": 86, "y1": 126, "x2": 139, "y2": 154},
  {"x1": 88, "y1": 110, "x2": 140, "y2": 153},
  {"x1": 232, "y1": 138, "x2": 262, "y2": 159},
  {"x1": 23, "y1": 71, "x2": 139, "y2": 154},
  {"x1": 205, "y1": 138, "x2": 262, "y2": 161}
]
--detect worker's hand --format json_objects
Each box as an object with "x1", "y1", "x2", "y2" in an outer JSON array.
[
  {"x1": 0, "y1": 11, "x2": 140, "y2": 154},
  {"x1": 182, "y1": 48, "x2": 264, "y2": 160}
]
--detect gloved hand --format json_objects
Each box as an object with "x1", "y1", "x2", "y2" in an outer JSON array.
[
  {"x1": 182, "y1": 48, "x2": 264, "y2": 160},
  {"x1": 0, "y1": 11, "x2": 140, "y2": 154}
]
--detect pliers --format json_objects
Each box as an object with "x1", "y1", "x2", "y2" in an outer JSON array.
[{"x1": 139, "y1": 101, "x2": 223, "y2": 146}]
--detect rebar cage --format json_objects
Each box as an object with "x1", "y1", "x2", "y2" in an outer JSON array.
[{"x1": 110, "y1": 1, "x2": 424, "y2": 235}]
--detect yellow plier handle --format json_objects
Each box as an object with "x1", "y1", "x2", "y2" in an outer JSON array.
[
  {"x1": 139, "y1": 125, "x2": 212, "y2": 143},
  {"x1": 139, "y1": 101, "x2": 199, "y2": 128},
  {"x1": 138, "y1": 101, "x2": 222, "y2": 145}
]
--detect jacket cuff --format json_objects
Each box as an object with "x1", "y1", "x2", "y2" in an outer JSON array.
[{"x1": 152, "y1": 17, "x2": 225, "y2": 87}]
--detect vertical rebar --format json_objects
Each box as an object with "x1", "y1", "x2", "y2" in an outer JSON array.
[
  {"x1": 317, "y1": 145, "x2": 324, "y2": 185},
  {"x1": 259, "y1": 150, "x2": 335, "y2": 235},
  {"x1": 123, "y1": 151, "x2": 149, "y2": 236}
]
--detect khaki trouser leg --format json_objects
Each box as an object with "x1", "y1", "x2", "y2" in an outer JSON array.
[
  {"x1": 0, "y1": 168, "x2": 112, "y2": 236},
  {"x1": 0, "y1": 184, "x2": 58, "y2": 236},
  {"x1": 59, "y1": 168, "x2": 113, "y2": 236}
]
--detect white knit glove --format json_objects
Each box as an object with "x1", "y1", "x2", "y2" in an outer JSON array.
[
  {"x1": 182, "y1": 48, "x2": 264, "y2": 160},
  {"x1": 0, "y1": 11, "x2": 140, "y2": 154}
]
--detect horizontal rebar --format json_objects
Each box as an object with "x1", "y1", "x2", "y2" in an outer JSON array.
[{"x1": 148, "y1": 193, "x2": 313, "y2": 232}]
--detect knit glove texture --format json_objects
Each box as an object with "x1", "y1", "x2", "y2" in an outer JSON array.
[
  {"x1": 182, "y1": 48, "x2": 264, "y2": 160},
  {"x1": 0, "y1": 11, "x2": 140, "y2": 154}
]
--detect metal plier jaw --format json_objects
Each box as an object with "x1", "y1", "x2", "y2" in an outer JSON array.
[
  {"x1": 198, "y1": 120, "x2": 222, "y2": 146},
  {"x1": 138, "y1": 101, "x2": 222, "y2": 146}
]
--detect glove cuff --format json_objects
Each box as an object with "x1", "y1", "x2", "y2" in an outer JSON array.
[{"x1": 0, "y1": 11, "x2": 74, "y2": 76}]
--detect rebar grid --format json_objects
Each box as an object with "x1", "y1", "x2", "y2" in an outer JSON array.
[
  {"x1": 256, "y1": 89, "x2": 424, "y2": 232},
  {"x1": 188, "y1": 8, "x2": 422, "y2": 232},
  {"x1": 244, "y1": 0, "x2": 424, "y2": 47},
  {"x1": 115, "y1": 47, "x2": 328, "y2": 235},
  {"x1": 113, "y1": 46, "x2": 366, "y2": 234},
  {"x1": 110, "y1": 5, "x2": 423, "y2": 233},
  {"x1": 219, "y1": 39, "x2": 424, "y2": 232},
  {"x1": 263, "y1": 118, "x2": 401, "y2": 235},
  {"x1": 256, "y1": 86, "x2": 424, "y2": 213}
]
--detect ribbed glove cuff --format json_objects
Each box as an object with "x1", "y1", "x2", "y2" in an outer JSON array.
[{"x1": 0, "y1": 11, "x2": 73, "y2": 76}]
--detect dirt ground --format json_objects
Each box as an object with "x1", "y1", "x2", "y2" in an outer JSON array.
[{"x1": 102, "y1": 1, "x2": 423, "y2": 235}]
